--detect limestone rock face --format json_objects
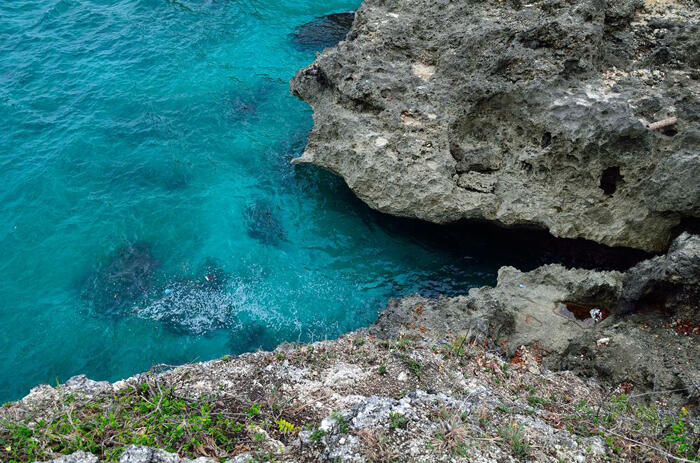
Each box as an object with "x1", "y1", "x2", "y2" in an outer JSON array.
[
  {"x1": 290, "y1": 0, "x2": 700, "y2": 252},
  {"x1": 619, "y1": 231, "x2": 700, "y2": 313},
  {"x1": 373, "y1": 245, "x2": 699, "y2": 397}
]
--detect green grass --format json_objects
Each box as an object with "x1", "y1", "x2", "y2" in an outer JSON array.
[
  {"x1": 498, "y1": 423, "x2": 531, "y2": 460},
  {"x1": 388, "y1": 412, "x2": 408, "y2": 430},
  {"x1": 310, "y1": 429, "x2": 326, "y2": 442},
  {"x1": 0, "y1": 378, "x2": 303, "y2": 462},
  {"x1": 330, "y1": 413, "x2": 349, "y2": 434},
  {"x1": 401, "y1": 355, "x2": 424, "y2": 378}
]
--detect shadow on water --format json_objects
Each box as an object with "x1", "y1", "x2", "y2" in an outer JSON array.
[
  {"x1": 223, "y1": 89, "x2": 259, "y2": 123},
  {"x1": 221, "y1": 78, "x2": 282, "y2": 124},
  {"x1": 257, "y1": 129, "x2": 649, "y2": 275},
  {"x1": 290, "y1": 12, "x2": 355, "y2": 51},
  {"x1": 290, "y1": 165, "x2": 650, "y2": 274},
  {"x1": 226, "y1": 321, "x2": 276, "y2": 354}
]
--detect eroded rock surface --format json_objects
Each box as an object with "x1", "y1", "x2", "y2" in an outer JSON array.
[
  {"x1": 290, "y1": 0, "x2": 700, "y2": 251},
  {"x1": 618, "y1": 232, "x2": 700, "y2": 313},
  {"x1": 374, "y1": 234, "x2": 699, "y2": 397}
]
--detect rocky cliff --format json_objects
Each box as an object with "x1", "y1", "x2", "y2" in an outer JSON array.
[
  {"x1": 290, "y1": 0, "x2": 699, "y2": 252},
  {"x1": 2, "y1": 1, "x2": 699, "y2": 461},
  {"x1": 2, "y1": 236, "x2": 697, "y2": 462}
]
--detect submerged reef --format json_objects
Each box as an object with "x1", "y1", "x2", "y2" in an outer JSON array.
[
  {"x1": 136, "y1": 259, "x2": 234, "y2": 335},
  {"x1": 81, "y1": 242, "x2": 159, "y2": 318},
  {"x1": 291, "y1": 12, "x2": 355, "y2": 51},
  {"x1": 243, "y1": 199, "x2": 286, "y2": 246}
]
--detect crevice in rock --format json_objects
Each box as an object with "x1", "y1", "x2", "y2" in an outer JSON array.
[
  {"x1": 599, "y1": 166, "x2": 623, "y2": 195},
  {"x1": 540, "y1": 131, "x2": 552, "y2": 148}
]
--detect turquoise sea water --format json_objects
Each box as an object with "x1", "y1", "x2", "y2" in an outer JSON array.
[
  {"x1": 2, "y1": 0, "x2": 479, "y2": 403},
  {"x1": 0, "y1": 0, "x2": 642, "y2": 403}
]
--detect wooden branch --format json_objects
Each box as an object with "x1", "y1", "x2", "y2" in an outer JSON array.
[{"x1": 646, "y1": 117, "x2": 677, "y2": 131}]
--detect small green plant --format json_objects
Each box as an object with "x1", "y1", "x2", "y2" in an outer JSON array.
[
  {"x1": 664, "y1": 412, "x2": 697, "y2": 460},
  {"x1": 452, "y1": 442, "x2": 469, "y2": 457},
  {"x1": 395, "y1": 337, "x2": 413, "y2": 350},
  {"x1": 275, "y1": 419, "x2": 298, "y2": 434},
  {"x1": 499, "y1": 423, "x2": 531, "y2": 460},
  {"x1": 401, "y1": 355, "x2": 423, "y2": 378},
  {"x1": 389, "y1": 412, "x2": 408, "y2": 430},
  {"x1": 353, "y1": 337, "x2": 365, "y2": 347},
  {"x1": 331, "y1": 413, "x2": 349, "y2": 434},
  {"x1": 378, "y1": 364, "x2": 387, "y2": 375},
  {"x1": 310, "y1": 428, "x2": 326, "y2": 442},
  {"x1": 527, "y1": 395, "x2": 548, "y2": 407},
  {"x1": 248, "y1": 402, "x2": 261, "y2": 417},
  {"x1": 448, "y1": 336, "x2": 468, "y2": 357}
]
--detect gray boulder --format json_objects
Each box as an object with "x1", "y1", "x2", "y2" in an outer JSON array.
[
  {"x1": 43, "y1": 446, "x2": 218, "y2": 463},
  {"x1": 618, "y1": 232, "x2": 700, "y2": 313},
  {"x1": 42, "y1": 452, "x2": 98, "y2": 463},
  {"x1": 290, "y1": 0, "x2": 699, "y2": 252},
  {"x1": 371, "y1": 235, "x2": 699, "y2": 395}
]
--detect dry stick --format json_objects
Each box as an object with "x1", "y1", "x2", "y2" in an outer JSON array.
[
  {"x1": 627, "y1": 388, "x2": 690, "y2": 399},
  {"x1": 600, "y1": 427, "x2": 695, "y2": 463},
  {"x1": 646, "y1": 117, "x2": 677, "y2": 131},
  {"x1": 595, "y1": 388, "x2": 613, "y2": 422}
]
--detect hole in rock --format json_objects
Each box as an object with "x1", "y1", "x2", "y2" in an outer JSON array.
[
  {"x1": 541, "y1": 131, "x2": 552, "y2": 148},
  {"x1": 599, "y1": 166, "x2": 623, "y2": 195},
  {"x1": 556, "y1": 302, "x2": 609, "y2": 328},
  {"x1": 661, "y1": 126, "x2": 678, "y2": 137}
]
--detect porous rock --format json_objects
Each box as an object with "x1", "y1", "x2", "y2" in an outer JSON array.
[
  {"x1": 618, "y1": 231, "x2": 700, "y2": 313},
  {"x1": 290, "y1": 0, "x2": 700, "y2": 252},
  {"x1": 374, "y1": 235, "x2": 700, "y2": 397},
  {"x1": 43, "y1": 446, "x2": 217, "y2": 463},
  {"x1": 42, "y1": 452, "x2": 98, "y2": 463}
]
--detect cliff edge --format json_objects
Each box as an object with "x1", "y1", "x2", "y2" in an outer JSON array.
[{"x1": 290, "y1": 0, "x2": 699, "y2": 252}]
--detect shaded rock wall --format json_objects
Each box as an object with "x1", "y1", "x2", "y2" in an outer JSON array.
[
  {"x1": 372, "y1": 233, "x2": 699, "y2": 397},
  {"x1": 290, "y1": 0, "x2": 699, "y2": 252}
]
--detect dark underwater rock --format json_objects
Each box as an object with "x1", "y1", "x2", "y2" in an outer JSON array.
[
  {"x1": 243, "y1": 200, "x2": 286, "y2": 246},
  {"x1": 226, "y1": 94, "x2": 257, "y2": 120},
  {"x1": 82, "y1": 242, "x2": 159, "y2": 317},
  {"x1": 291, "y1": 12, "x2": 355, "y2": 51},
  {"x1": 140, "y1": 165, "x2": 189, "y2": 191}
]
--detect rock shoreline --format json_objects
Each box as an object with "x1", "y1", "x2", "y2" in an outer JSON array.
[
  {"x1": 2, "y1": 235, "x2": 697, "y2": 461},
  {"x1": 2, "y1": 0, "x2": 699, "y2": 461}
]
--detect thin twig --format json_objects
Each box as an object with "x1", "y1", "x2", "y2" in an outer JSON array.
[
  {"x1": 627, "y1": 388, "x2": 690, "y2": 399},
  {"x1": 600, "y1": 427, "x2": 695, "y2": 463}
]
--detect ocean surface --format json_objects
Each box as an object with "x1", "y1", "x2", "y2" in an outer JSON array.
[{"x1": 0, "y1": 0, "x2": 641, "y2": 403}]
